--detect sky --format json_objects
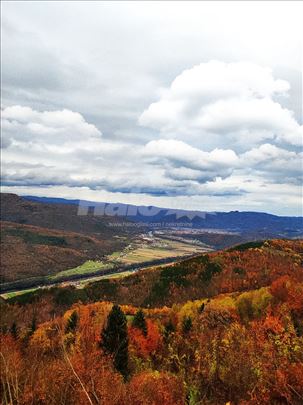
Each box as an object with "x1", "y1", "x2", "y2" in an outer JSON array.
[{"x1": 1, "y1": 1, "x2": 302, "y2": 216}]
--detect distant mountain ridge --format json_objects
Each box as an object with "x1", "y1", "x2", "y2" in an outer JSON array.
[{"x1": 22, "y1": 195, "x2": 303, "y2": 237}]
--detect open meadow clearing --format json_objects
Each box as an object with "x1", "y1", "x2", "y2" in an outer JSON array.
[{"x1": 107, "y1": 237, "x2": 210, "y2": 265}]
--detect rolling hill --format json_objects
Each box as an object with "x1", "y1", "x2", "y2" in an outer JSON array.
[
  {"x1": 0, "y1": 193, "x2": 138, "y2": 283},
  {"x1": 0, "y1": 221, "x2": 117, "y2": 283},
  {"x1": 0, "y1": 193, "x2": 138, "y2": 239}
]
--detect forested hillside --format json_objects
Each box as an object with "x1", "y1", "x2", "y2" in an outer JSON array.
[
  {"x1": 7, "y1": 239, "x2": 301, "y2": 310},
  {"x1": 0, "y1": 221, "x2": 117, "y2": 282},
  {"x1": 0, "y1": 193, "x2": 136, "y2": 284},
  {"x1": 1, "y1": 239, "x2": 302, "y2": 404},
  {"x1": 0, "y1": 193, "x2": 136, "y2": 239}
]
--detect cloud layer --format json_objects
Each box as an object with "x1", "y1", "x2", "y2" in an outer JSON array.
[
  {"x1": 1, "y1": 65, "x2": 302, "y2": 215},
  {"x1": 1, "y1": 0, "x2": 302, "y2": 217}
]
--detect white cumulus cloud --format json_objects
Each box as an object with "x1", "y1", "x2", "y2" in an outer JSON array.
[
  {"x1": 1, "y1": 105, "x2": 101, "y2": 147},
  {"x1": 139, "y1": 61, "x2": 302, "y2": 147},
  {"x1": 241, "y1": 143, "x2": 302, "y2": 183},
  {"x1": 144, "y1": 139, "x2": 238, "y2": 180}
]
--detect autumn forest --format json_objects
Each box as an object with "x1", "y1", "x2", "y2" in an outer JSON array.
[{"x1": 1, "y1": 239, "x2": 303, "y2": 405}]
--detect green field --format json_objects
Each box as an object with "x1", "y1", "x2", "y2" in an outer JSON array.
[
  {"x1": 1, "y1": 287, "x2": 38, "y2": 300},
  {"x1": 50, "y1": 260, "x2": 114, "y2": 281},
  {"x1": 44, "y1": 238, "x2": 202, "y2": 281}
]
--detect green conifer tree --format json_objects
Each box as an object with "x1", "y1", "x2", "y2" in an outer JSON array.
[
  {"x1": 132, "y1": 309, "x2": 147, "y2": 336},
  {"x1": 10, "y1": 322, "x2": 18, "y2": 339},
  {"x1": 65, "y1": 310, "x2": 79, "y2": 334},
  {"x1": 164, "y1": 320, "x2": 175, "y2": 341},
  {"x1": 30, "y1": 316, "x2": 37, "y2": 335},
  {"x1": 101, "y1": 305, "x2": 129, "y2": 379},
  {"x1": 182, "y1": 316, "x2": 193, "y2": 334}
]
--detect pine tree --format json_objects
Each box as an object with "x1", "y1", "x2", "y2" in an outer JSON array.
[
  {"x1": 132, "y1": 309, "x2": 147, "y2": 336},
  {"x1": 182, "y1": 316, "x2": 192, "y2": 334},
  {"x1": 65, "y1": 310, "x2": 79, "y2": 333},
  {"x1": 164, "y1": 320, "x2": 175, "y2": 341},
  {"x1": 10, "y1": 321, "x2": 18, "y2": 339},
  {"x1": 30, "y1": 316, "x2": 37, "y2": 335},
  {"x1": 101, "y1": 305, "x2": 129, "y2": 379},
  {"x1": 198, "y1": 302, "x2": 205, "y2": 314}
]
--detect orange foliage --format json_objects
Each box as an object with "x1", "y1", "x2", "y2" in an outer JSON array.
[
  {"x1": 0, "y1": 335, "x2": 23, "y2": 404},
  {"x1": 270, "y1": 275, "x2": 291, "y2": 302},
  {"x1": 263, "y1": 314, "x2": 284, "y2": 335},
  {"x1": 127, "y1": 371, "x2": 185, "y2": 405},
  {"x1": 271, "y1": 275, "x2": 303, "y2": 314},
  {"x1": 129, "y1": 319, "x2": 162, "y2": 358}
]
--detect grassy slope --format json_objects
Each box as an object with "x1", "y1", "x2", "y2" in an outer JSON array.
[{"x1": 50, "y1": 260, "x2": 114, "y2": 280}]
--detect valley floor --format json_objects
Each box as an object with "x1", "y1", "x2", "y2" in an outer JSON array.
[{"x1": 0, "y1": 233, "x2": 211, "y2": 297}]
